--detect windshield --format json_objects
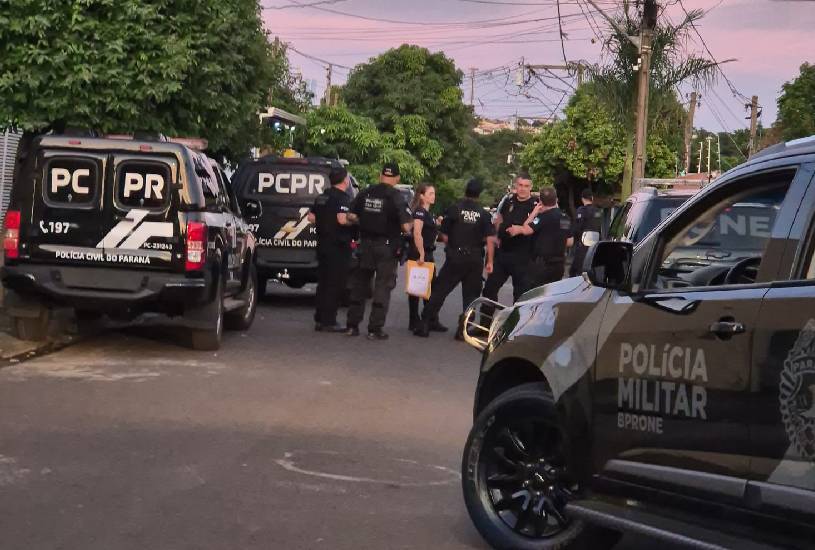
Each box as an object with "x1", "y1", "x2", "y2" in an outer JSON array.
[{"x1": 609, "y1": 196, "x2": 687, "y2": 243}]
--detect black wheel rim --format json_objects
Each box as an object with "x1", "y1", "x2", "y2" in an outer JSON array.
[{"x1": 480, "y1": 415, "x2": 574, "y2": 539}]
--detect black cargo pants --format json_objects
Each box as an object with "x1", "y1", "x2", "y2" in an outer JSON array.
[
  {"x1": 482, "y1": 250, "x2": 531, "y2": 304},
  {"x1": 314, "y1": 244, "x2": 352, "y2": 326},
  {"x1": 569, "y1": 244, "x2": 589, "y2": 277},
  {"x1": 527, "y1": 258, "x2": 565, "y2": 289},
  {"x1": 347, "y1": 239, "x2": 398, "y2": 332},
  {"x1": 422, "y1": 248, "x2": 484, "y2": 322}
]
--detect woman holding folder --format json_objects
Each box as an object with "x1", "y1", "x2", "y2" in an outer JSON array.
[{"x1": 407, "y1": 184, "x2": 447, "y2": 333}]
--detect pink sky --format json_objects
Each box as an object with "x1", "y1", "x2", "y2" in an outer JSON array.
[{"x1": 263, "y1": 0, "x2": 815, "y2": 141}]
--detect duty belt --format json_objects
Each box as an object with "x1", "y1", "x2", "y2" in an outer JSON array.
[
  {"x1": 453, "y1": 246, "x2": 481, "y2": 255},
  {"x1": 361, "y1": 235, "x2": 392, "y2": 245},
  {"x1": 531, "y1": 256, "x2": 564, "y2": 265}
]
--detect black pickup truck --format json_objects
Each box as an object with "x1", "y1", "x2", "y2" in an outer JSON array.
[{"x1": 2, "y1": 134, "x2": 259, "y2": 350}]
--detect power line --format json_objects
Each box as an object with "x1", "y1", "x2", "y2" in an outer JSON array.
[
  {"x1": 286, "y1": 44, "x2": 353, "y2": 70},
  {"x1": 264, "y1": 0, "x2": 348, "y2": 9},
  {"x1": 556, "y1": 0, "x2": 568, "y2": 64},
  {"x1": 676, "y1": 0, "x2": 750, "y2": 103}
]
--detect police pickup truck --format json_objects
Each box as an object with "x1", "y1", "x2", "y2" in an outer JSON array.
[
  {"x1": 2, "y1": 134, "x2": 258, "y2": 351},
  {"x1": 231, "y1": 155, "x2": 358, "y2": 292},
  {"x1": 460, "y1": 136, "x2": 815, "y2": 549}
]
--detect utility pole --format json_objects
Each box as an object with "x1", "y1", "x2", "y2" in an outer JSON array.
[
  {"x1": 469, "y1": 67, "x2": 477, "y2": 108},
  {"x1": 747, "y1": 95, "x2": 759, "y2": 156},
  {"x1": 717, "y1": 133, "x2": 722, "y2": 175},
  {"x1": 682, "y1": 91, "x2": 698, "y2": 175},
  {"x1": 697, "y1": 141, "x2": 703, "y2": 174},
  {"x1": 632, "y1": 0, "x2": 659, "y2": 190},
  {"x1": 706, "y1": 136, "x2": 713, "y2": 182},
  {"x1": 324, "y1": 64, "x2": 333, "y2": 107}
]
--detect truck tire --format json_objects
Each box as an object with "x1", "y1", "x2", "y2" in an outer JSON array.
[
  {"x1": 189, "y1": 277, "x2": 224, "y2": 351},
  {"x1": 462, "y1": 383, "x2": 619, "y2": 550},
  {"x1": 225, "y1": 264, "x2": 258, "y2": 331},
  {"x1": 11, "y1": 307, "x2": 51, "y2": 342}
]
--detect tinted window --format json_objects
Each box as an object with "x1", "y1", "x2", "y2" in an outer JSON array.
[
  {"x1": 636, "y1": 197, "x2": 687, "y2": 241},
  {"x1": 192, "y1": 154, "x2": 220, "y2": 208},
  {"x1": 43, "y1": 157, "x2": 99, "y2": 208},
  {"x1": 651, "y1": 175, "x2": 793, "y2": 290},
  {"x1": 115, "y1": 161, "x2": 171, "y2": 210},
  {"x1": 610, "y1": 197, "x2": 689, "y2": 243}
]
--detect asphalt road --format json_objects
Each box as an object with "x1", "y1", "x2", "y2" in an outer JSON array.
[{"x1": 0, "y1": 276, "x2": 658, "y2": 550}]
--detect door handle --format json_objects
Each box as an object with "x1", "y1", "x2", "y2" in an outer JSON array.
[{"x1": 709, "y1": 320, "x2": 745, "y2": 336}]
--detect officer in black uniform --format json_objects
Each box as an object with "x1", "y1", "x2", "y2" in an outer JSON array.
[
  {"x1": 517, "y1": 186, "x2": 573, "y2": 289},
  {"x1": 482, "y1": 174, "x2": 536, "y2": 303},
  {"x1": 414, "y1": 178, "x2": 495, "y2": 339},
  {"x1": 407, "y1": 183, "x2": 447, "y2": 333},
  {"x1": 569, "y1": 188, "x2": 603, "y2": 277},
  {"x1": 346, "y1": 162, "x2": 412, "y2": 340},
  {"x1": 309, "y1": 164, "x2": 355, "y2": 332}
]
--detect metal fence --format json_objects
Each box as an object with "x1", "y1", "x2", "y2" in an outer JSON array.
[{"x1": 1, "y1": 129, "x2": 21, "y2": 225}]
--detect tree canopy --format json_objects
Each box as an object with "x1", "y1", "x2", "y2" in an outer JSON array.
[
  {"x1": 0, "y1": 0, "x2": 305, "y2": 160},
  {"x1": 521, "y1": 86, "x2": 675, "y2": 208},
  {"x1": 777, "y1": 63, "x2": 815, "y2": 142},
  {"x1": 303, "y1": 105, "x2": 426, "y2": 185},
  {"x1": 342, "y1": 45, "x2": 478, "y2": 180}
]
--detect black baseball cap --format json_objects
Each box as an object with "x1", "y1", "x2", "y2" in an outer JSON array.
[
  {"x1": 381, "y1": 162, "x2": 400, "y2": 178},
  {"x1": 329, "y1": 165, "x2": 348, "y2": 186},
  {"x1": 465, "y1": 178, "x2": 483, "y2": 198}
]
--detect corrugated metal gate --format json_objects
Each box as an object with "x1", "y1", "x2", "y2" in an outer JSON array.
[{"x1": 1, "y1": 130, "x2": 21, "y2": 225}]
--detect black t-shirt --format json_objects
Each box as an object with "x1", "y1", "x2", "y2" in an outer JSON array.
[
  {"x1": 311, "y1": 186, "x2": 354, "y2": 249},
  {"x1": 351, "y1": 183, "x2": 411, "y2": 241},
  {"x1": 573, "y1": 204, "x2": 603, "y2": 242},
  {"x1": 530, "y1": 207, "x2": 572, "y2": 260},
  {"x1": 497, "y1": 194, "x2": 536, "y2": 255},
  {"x1": 410, "y1": 206, "x2": 438, "y2": 254},
  {"x1": 442, "y1": 198, "x2": 495, "y2": 250}
]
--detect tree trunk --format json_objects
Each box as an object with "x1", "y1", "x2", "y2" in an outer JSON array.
[{"x1": 567, "y1": 183, "x2": 576, "y2": 218}]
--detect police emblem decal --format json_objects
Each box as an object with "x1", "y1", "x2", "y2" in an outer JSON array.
[{"x1": 779, "y1": 319, "x2": 815, "y2": 460}]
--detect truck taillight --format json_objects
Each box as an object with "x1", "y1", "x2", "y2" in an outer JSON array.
[
  {"x1": 4, "y1": 210, "x2": 20, "y2": 259},
  {"x1": 185, "y1": 221, "x2": 207, "y2": 271}
]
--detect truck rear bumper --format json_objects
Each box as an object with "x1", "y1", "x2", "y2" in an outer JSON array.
[{"x1": 2, "y1": 264, "x2": 210, "y2": 311}]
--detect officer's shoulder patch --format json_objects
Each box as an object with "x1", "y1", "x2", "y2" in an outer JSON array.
[{"x1": 560, "y1": 219, "x2": 571, "y2": 230}]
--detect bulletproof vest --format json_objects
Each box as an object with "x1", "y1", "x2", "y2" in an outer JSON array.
[
  {"x1": 578, "y1": 204, "x2": 603, "y2": 233},
  {"x1": 498, "y1": 195, "x2": 535, "y2": 253},
  {"x1": 358, "y1": 184, "x2": 397, "y2": 238},
  {"x1": 533, "y1": 208, "x2": 571, "y2": 260},
  {"x1": 314, "y1": 188, "x2": 352, "y2": 246},
  {"x1": 448, "y1": 199, "x2": 487, "y2": 249}
]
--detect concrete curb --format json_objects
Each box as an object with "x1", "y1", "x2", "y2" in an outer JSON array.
[{"x1": 0, "y1": 308, "x2": 80, "y2": 366}]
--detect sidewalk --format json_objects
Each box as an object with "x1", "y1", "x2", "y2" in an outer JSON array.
[{"x1": 0, "y1": 304, "x2": 78, "y2": 365}]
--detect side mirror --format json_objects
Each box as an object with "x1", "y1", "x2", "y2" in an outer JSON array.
[
  {"x1": 244, "y1": 200, "x2": 262, "y2": 220},
  {"x1": 584, "y1": 241, "x2": 633, "y2": 291},
  {"x1": 581, "y1": 231, "x2": 600, "y2": 248}
]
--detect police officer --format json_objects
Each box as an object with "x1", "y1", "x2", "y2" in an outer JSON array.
[
  {"x1": 346, "y1": 162, "x2": 412, "y2": 340},
  {"x1": 407, "y1": 183, "x2": 447, "y2": 333},
  {"x1": 414, "y1": 178, "x2": 495, "y2": 339},
  {"x1": 309, "y1": 164, "x2": 355, "y2": 332},
  {"x1": 569, "y1": 188, "x2": 603, "y2": 277},
  {"x1": 482, "y1": 174, "x2": 536, "y2": 304},
  {"x1": 511, "y1": 186, "x2": 573, "y2": 289}
]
